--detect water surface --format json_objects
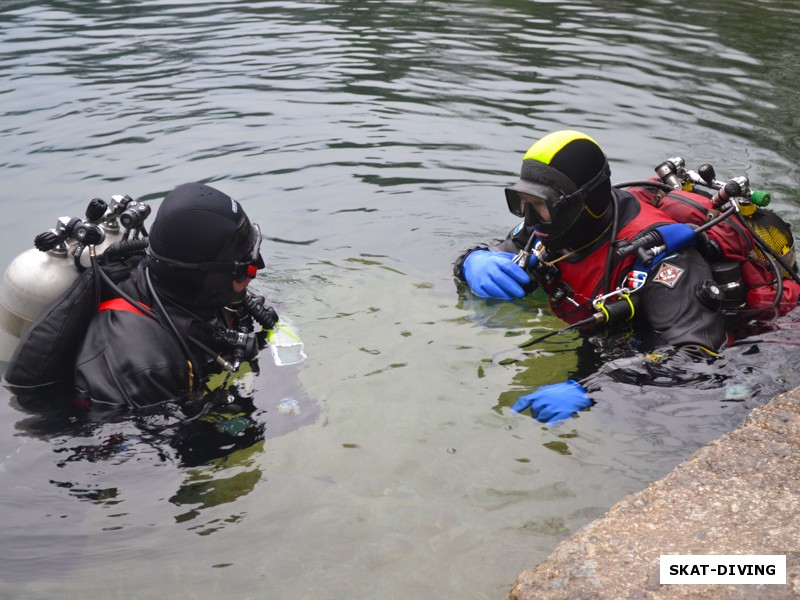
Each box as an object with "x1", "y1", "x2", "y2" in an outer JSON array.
[{"x1": 2, "y1": 1, "x2": 800, "y2": 598}]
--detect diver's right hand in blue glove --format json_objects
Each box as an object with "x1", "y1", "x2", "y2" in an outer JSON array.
[{"x1": 462, "y1": 250, "x2": 531, "y2": 300}]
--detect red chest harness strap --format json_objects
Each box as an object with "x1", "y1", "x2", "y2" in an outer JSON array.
[{"x1": 98, "y1": 298, "x2": 152, "y2": 316}]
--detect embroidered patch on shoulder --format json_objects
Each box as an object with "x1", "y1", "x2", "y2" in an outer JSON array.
[{"x1": 653, "y1": 262, "x2": 685, "y2": 288}]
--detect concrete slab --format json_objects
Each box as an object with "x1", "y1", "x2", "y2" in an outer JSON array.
[{"x1": 509, "y1": 388, "x2": 800, "y2": 599}]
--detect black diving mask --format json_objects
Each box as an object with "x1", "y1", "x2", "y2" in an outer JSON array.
[
  {"x1": 505, "y1": 183, "x2": 560, "y2": 224},
  {"x1": 148, "y1": 223, "x2": 265, "y2": 282},
  {"x1": 504, "y1": 159, "x2": 612, "y2": 227}
]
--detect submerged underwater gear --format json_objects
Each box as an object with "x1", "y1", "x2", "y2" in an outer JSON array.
[{"x1": 148, "y1": 183, "x2": 265, "y2": 308}]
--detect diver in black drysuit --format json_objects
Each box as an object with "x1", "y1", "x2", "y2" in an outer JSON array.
[
  {"x1": 6, "y1": 182, "x2": 271, "y2": 411},
  {"x1": 454, "y1": 130, "x2": 738, "y2": 424},
  {"x1": 454, "y1": 188, "x2": 727, "y2": 353},
  {"x1": 73, "y1": 258, "x2": 238, "y2": 408}
]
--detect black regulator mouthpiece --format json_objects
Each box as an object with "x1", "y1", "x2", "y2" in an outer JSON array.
[
  {"x1": 530, "y1": 258, "x2": 560, "y2": 286},
  {"x1": 243, "y1": 293, "x2": 279, "y2": 330}
]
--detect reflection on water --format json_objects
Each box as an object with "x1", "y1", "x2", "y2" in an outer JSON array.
[
  {"x1": 2, "y1": 0, "x2": 800, "y2": 598},
  {"x1": 0, "y1": 356, "x2": 317, "y2": 588},
  {"x1": 170, "y1": 442, "x2": 265, "y2": 528}
]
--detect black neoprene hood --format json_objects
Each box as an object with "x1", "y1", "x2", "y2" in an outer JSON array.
[
  {"x1": 148, "y1": 182, "x2": 261, "y2": 307},
  {"x1": 505, "y1": 132, "x2": 613, "y2": 250},
  {"x1": 149, "y1": 182, "x2": 251, "y2": 264}
]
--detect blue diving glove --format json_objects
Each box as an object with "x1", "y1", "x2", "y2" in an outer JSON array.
[
  {"x1": 512, "y1": 380, "x2": 592, "y2": 425},
  {"x1": 462, "y1": 250, "x2": 531, "y2": 300}
]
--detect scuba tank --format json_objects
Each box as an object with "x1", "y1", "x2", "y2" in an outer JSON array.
[
  {"x1": 621, "y1": 158, "x2": 800, "y2": 314},
  {"x1": 656, "y1": 158, "x2": 797, "y2": 275},
  {"x1": 498, "y1": 155, "x2": 800, "y2": 361},
  {"x1": 3, "y1": 190, "x2": 295, "y2": 412},
  {"x1": 738, "y1": 196, "x2": 796, "y2": 277},
  {"x1": 0, "y1": 195, "x2": 148, "y2": 362}
]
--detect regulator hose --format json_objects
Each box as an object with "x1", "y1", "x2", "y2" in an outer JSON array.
[
  {"x1": 93, "y1": 257, "x2": 207, "y2": 392},
  {"x1": 490, "y1": 320, "x2": 586, "y2": 364},
  {"x1": 491, "y1": 293, "x2": 641, "y2": 364},
  {"x1": 242, "y1": 293, "x2": 279, "y2": 330},
  {"x1": 726, "y1": 251, "x2": 784, "y2": 317},
  {"x1": 102, "y1": 238, "x2": 150, "y2": 263},
  {"x1": 93, "y1": 255, "x2": 156, "y2": 321},
  {"x1": 143, "y1": 266, "x2": 205, "y2": 389},
  {"x1": 613, "y1": 180, "x2": 676, "y2": 192}
]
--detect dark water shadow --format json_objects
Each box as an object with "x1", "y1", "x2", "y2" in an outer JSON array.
[{"x1": 0, "y1": 356, "x2": 319, "y2": 585}]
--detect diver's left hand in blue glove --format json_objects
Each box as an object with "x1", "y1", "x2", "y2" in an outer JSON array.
[{"x1": 512, "y1": 380, "x2": 593, "y2": 425}]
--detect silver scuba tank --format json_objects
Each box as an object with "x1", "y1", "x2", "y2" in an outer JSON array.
[{"x1": 0, "y1": 195, "x2": 141, "y2": 362}]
